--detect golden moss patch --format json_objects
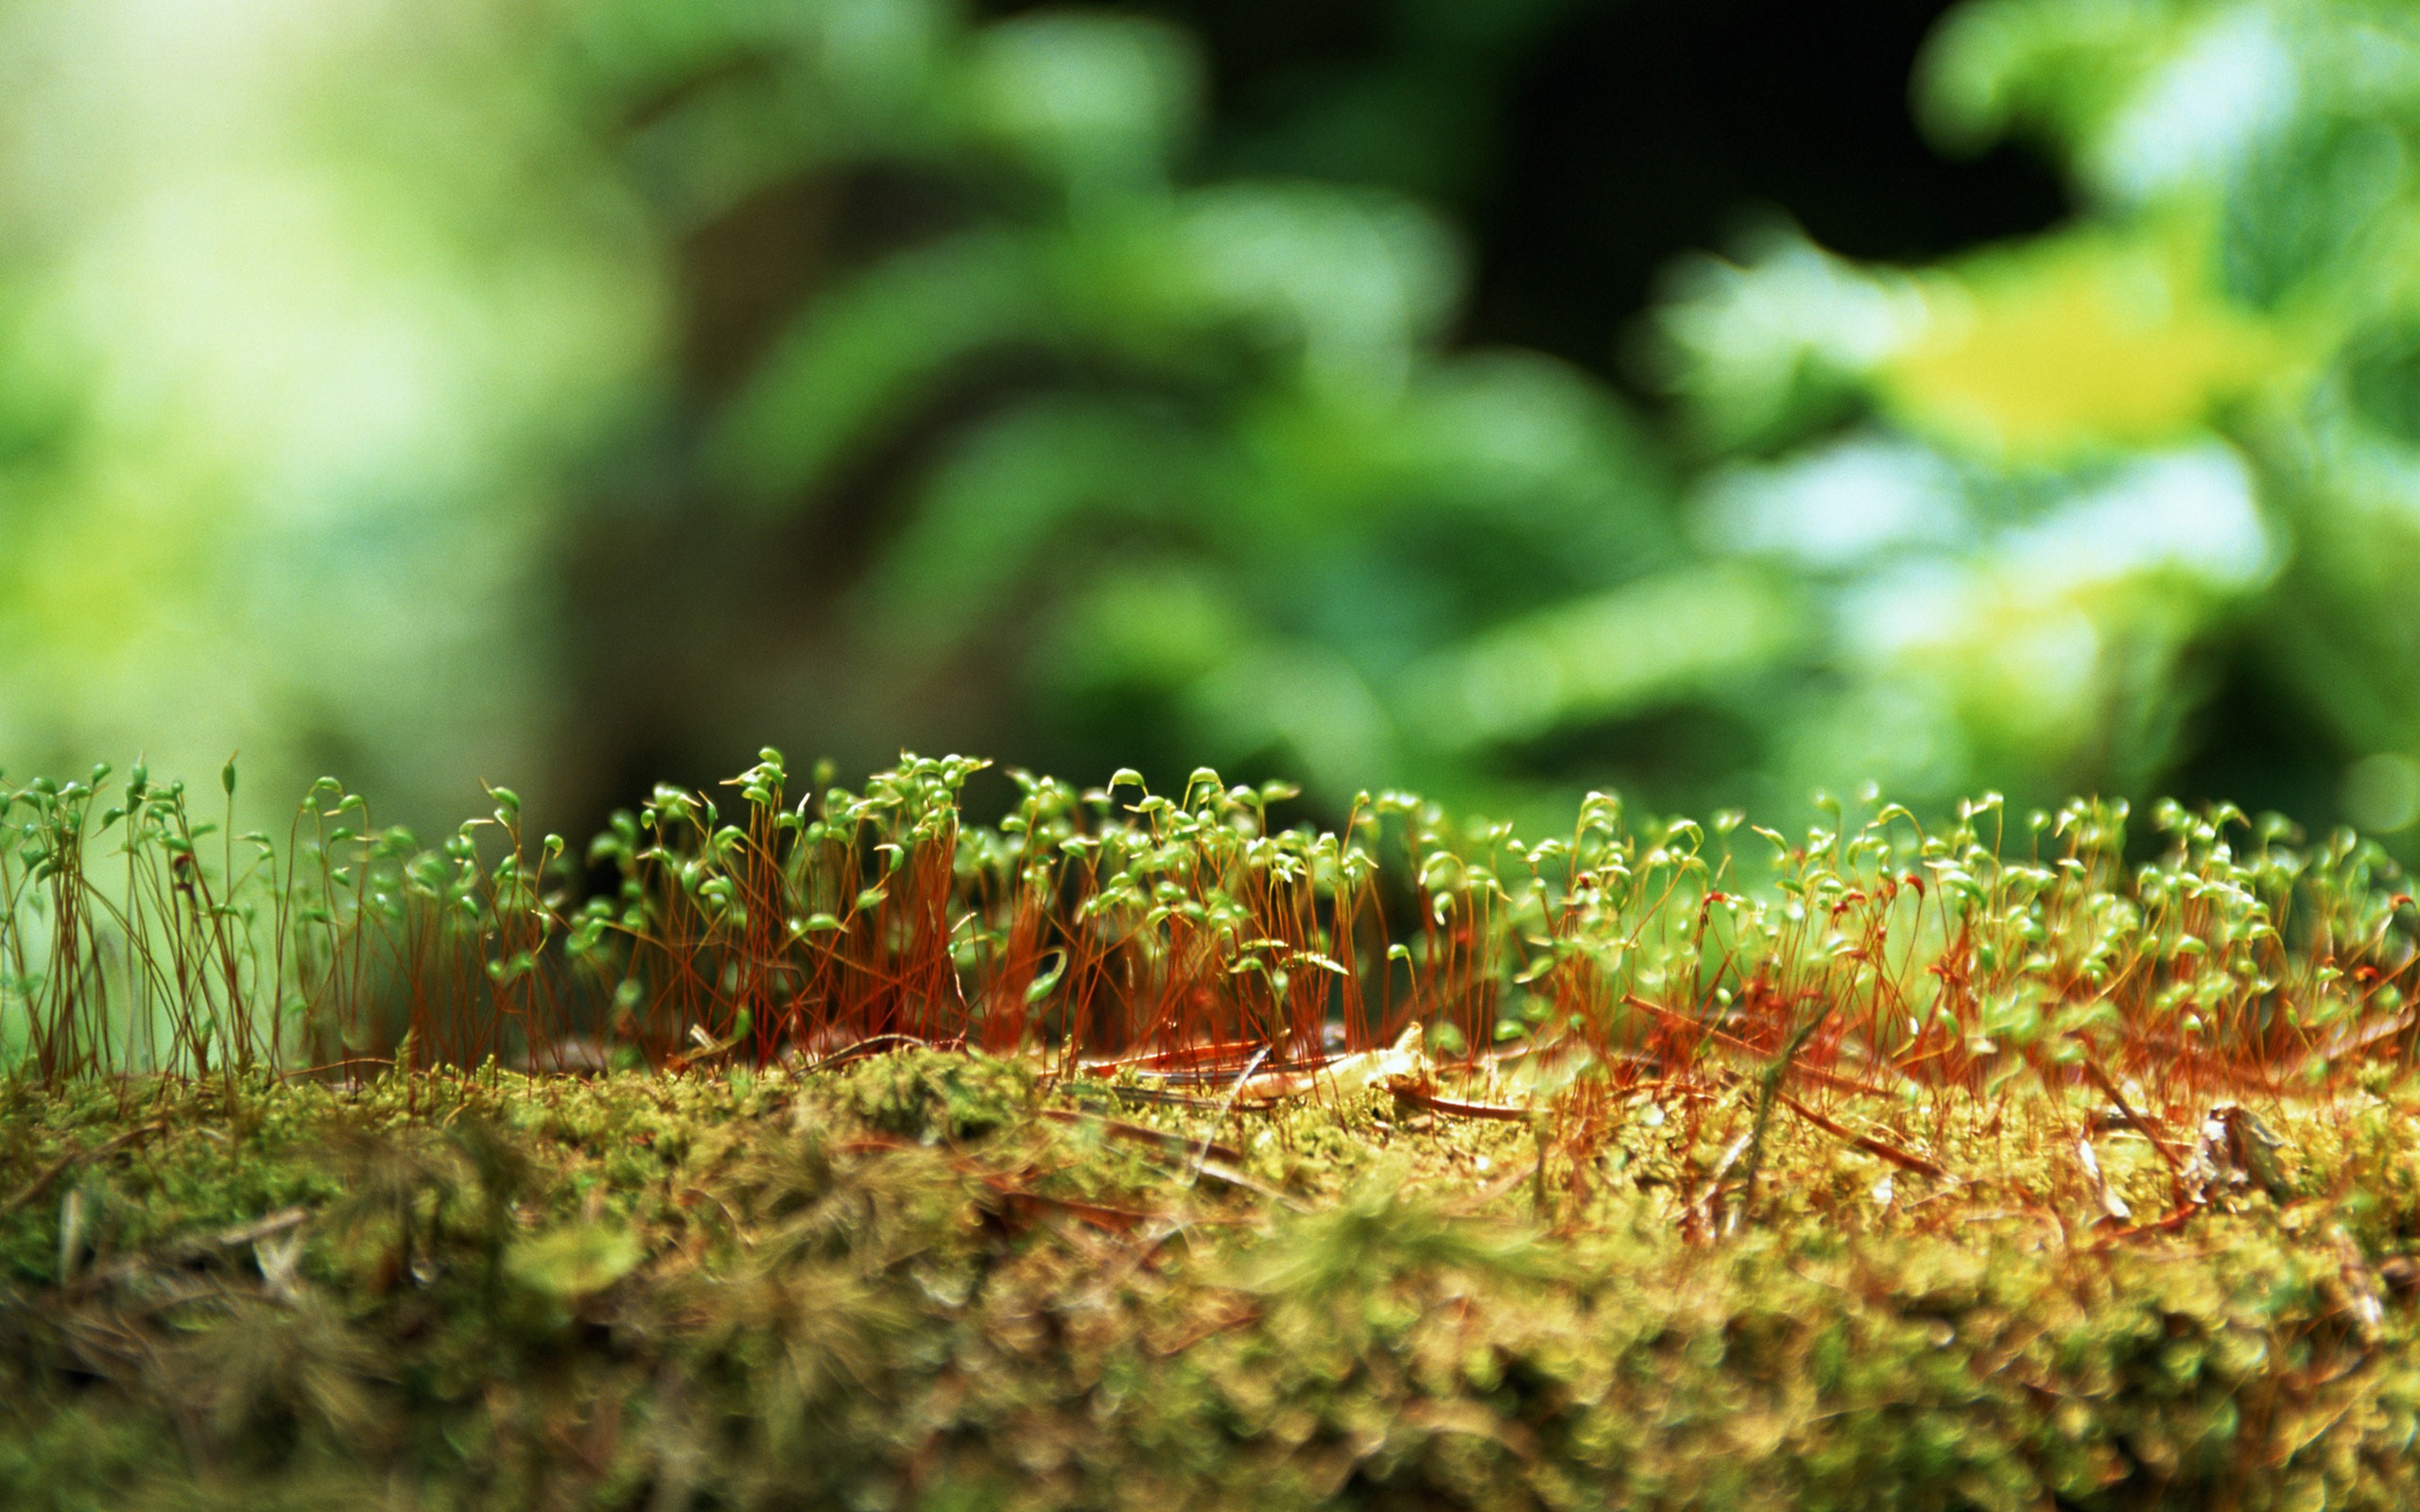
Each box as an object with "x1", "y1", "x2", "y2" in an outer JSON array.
[{"x1": 2, "y1": 1055, "x2": 2418, "y2": 1510}]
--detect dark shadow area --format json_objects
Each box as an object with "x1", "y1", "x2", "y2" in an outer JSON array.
[
  {"x1": 1034, "y1": 0, "x2": 2069, "y2": 389},
  {"x1": 2160, "y1": 652, "x2": 2349, "y2": 836}
]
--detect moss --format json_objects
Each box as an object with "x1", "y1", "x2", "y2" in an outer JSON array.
[
  {"x1": 0, "y1": 1058, "x2": 2413, "y2": 1508},
  {"x1": 845, "y1": 1051, "x2": 1037, "y2": 1143}
]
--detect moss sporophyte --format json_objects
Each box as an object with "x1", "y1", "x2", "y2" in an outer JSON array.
[{"x1": 6, "y1": 757, "x2": 2420, "y2": 1507}]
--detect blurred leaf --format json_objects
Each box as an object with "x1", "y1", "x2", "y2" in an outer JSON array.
[
  {"x1": 717, "y1": 229, "x2": 1049, "y2": 499},
  {"x1": 1407, "y1": 563, "x2": 1801, "y2": 751},
  {"x1": 861, "y1": 396, "x2": 1212, "y2": 656},
  {"x1": 963, "y1": 13, "x2": 1201, "y2": 190},
  {"x1": 507, "y1": 1222, "x2": 642, "y2": 1300},
  {"x1": 1878, "y1": 226, "x2": 2286, "y2": 461},
  {"x1": 1170, "y1": 181, "x2": 1463, "y2": 387}
]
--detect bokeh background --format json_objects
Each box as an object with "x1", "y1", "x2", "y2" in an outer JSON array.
[{"x1": 5, "y1": 0, "x2": 2418, "y2": 843}]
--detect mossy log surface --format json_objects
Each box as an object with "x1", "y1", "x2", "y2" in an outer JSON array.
[{"x1": 7, "y1": 1054, "x2": 2420, "y2": 1510}]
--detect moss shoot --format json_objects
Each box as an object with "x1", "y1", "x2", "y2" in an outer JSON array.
[{"x1": 7, "y1": 755, "x2": 2420, "y2": 1507}]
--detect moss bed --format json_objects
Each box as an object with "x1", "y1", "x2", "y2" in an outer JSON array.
[{"x1": 6, "y1": 1052, "x2": 2420, "y2": 1510}]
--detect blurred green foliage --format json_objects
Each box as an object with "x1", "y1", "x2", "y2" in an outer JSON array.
[
  {"x1": 8, "y1": 0, "x2": 2420, "y2": 839},
  {"x1": 1664, "y1": 0, "x2": 2420, "y2": 833}
]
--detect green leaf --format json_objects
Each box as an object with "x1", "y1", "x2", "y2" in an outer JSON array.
[
  {"x1": 506, "y1": 1224, "x2": 641, "y2": 1300},
  {"x1": 1024, "y1": 952, "x2": 1067, "y2": 1005}
]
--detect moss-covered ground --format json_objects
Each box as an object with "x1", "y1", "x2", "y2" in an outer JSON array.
[{"x1": 7, "y1": 1051, "x2": 2420, "y2": 1511}]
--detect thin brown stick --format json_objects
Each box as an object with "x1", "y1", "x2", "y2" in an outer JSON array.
[
  {"x1": 1, "y1": 1120, "x2": 170, "y2": 1217},
  {"x1": 1772, "y1": 1091, "x2": 1954, "y2": 1181},
  {"x1": 1039, "y1": 1107, "x2": 1245, "y2": 1166},
  {"x1": 1393, "y1": 1086, "x2": 1533, "y2": 1123},
  {"x1": 86, "y1": 1205, "x2": 310, "y2": 1285}
]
